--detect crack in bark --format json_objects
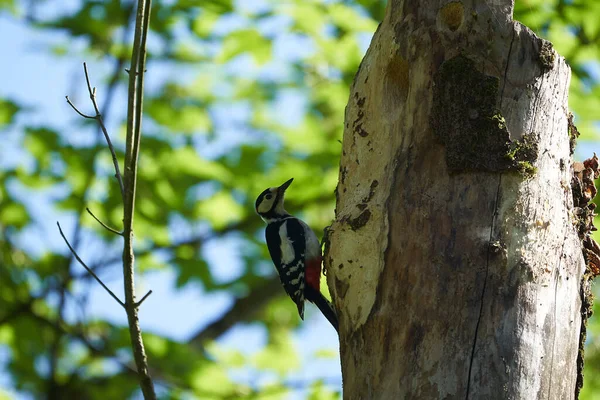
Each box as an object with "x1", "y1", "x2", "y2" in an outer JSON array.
[
  {"x1": 547, "y1": 236, "x2": 567, "y2": 398},
  {"x1": 465, "y1": 24, "x2": 517, "y2": 398},
  {"x1": 465, "y1": 175, "x2": 502, "y2": 399},
  {"x1": 499, "y1": 27, "x2": 516, "y2": 108}
]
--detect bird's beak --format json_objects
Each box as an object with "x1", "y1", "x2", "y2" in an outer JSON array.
[{"x1": 278, "y1": 178, "x2": 293, "y2": 194}]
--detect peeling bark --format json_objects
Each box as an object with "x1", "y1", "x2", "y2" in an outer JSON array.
[{"x1": 326, "y1": 0, "x2": 585, "y2": 398}]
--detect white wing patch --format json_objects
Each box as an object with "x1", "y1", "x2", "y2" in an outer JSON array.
[{"x1": 278, "y1": 220, "x2": 296, "y2": 264}]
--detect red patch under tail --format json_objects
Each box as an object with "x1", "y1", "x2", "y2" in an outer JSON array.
[{"x1": 305, "y1": 256, "x2": 321, "y2": 291}]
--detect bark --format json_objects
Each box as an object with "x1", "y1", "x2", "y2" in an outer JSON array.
[{"x1": 326, "y1": 0, "x2": 584, "y2": 398}]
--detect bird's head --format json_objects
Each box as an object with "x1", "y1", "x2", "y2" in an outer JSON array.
[{"x1": 255, "y1": 178, "x2": 293, "y2": 222}]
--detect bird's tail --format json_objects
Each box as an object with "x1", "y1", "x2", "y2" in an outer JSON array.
[{"x1": 305, "y1": 286, "x2": 339, "y2": 333}]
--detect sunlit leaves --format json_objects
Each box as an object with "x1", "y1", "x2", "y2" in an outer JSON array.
[
  {"x1": 194, "y1": 191, "x2": 245, "y2": 229},
  {"x1": 189, "y1": 362, "x2": 236, "y2": 397},
  {"x1": 513, "y1": 0, "x2": 555, "y2": 34},
  {"x1": 218, "y1": 29, "x2": 273, "y2": 64},
  {"x1": 206, "y1": 342, "x2": 246, "y2": 368},
  {"x1": 261, "y1": 296, "x2": 301, "y2": 332},
  {"x1": 328, "y1": 3, "x2": 378, "y2": 34},
  {"x1": 0, "y1": 99, "x2": 19, "y2": 127},
  {"x1": 581, "y1": 299, "x2": 600, "y2": 399},
  {"x1": 147, "y1": 99, "x2": 211, "y2": 134},
  {"x1": 307, "y1": 380, "x2": 340, "y2": 400},
  {"x1": 139, "y1": 332, "x2": 240, "y2": 397},
  {"x1": 161, "y1": 147, "x2": 232, "y2": 183},
  {"x1": 253, "y1": 327, "x2": 300, "y2": 374},
  {"x1": 23, "y1": 128, "x2": 60, "y2": 170},
  {"x1": 39, "y1": 0, "x2": 129, "y2": 51},
  {"x1": 191, "y1": 8, "x2": 221, "y2": 38},
  {"x1": 0, "y1": 0, "x2": 16, "y2": 14},
  {"x1": 285, "y1": 2, "x2": 328, "y2": 36},
  {"x1": 175, "y1": 257, "x2": 210, "y2": 288},
  {"x1": 0, "y1": 325, "x2": 14, "y2": 346},
  {"x1": 0, "y1": 203, "x2": 27, "y2": 229},
  {"x1": 564, "y1": 1, "x2": 600, "y2": 43}
]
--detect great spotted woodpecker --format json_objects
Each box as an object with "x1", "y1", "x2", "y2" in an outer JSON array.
[{"x1": 255, "y1": 178, "x2": 338, "y2": 332}]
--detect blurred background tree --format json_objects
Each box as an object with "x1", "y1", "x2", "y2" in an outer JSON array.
[{"x1": 0, "y1": 0, "x2": 598, "y2": 399}]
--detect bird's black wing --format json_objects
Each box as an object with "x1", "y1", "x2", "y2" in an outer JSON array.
[
  {"x1": 265, "y1": 219, "x2": 307, "y2": 318},
  {"x1": 265, "y1": 221, "x2": 283, "y2": 274}
]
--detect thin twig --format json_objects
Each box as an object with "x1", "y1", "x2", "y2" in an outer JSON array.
[
  {"x1": 82, "y1": 62, "x2": 97, "y2": 112},
  {"x1": 65, "y1": 96, "x2": 95, "y2": 119},
  {"x1": 56, "y1": 221, "x2": 125, "y2": 308},
  {"x1": 82, "y1": 62, "x2": 126, "y2": 201},
  {"x1": 134, "y1": 290, "x2": 153, "y2": 308},
  {"x1": 86, "y1": 207, "x2": 123, "y2": 236},
  {"x1": 65, "y1": 64, "x2": 126, "y2": 201}
]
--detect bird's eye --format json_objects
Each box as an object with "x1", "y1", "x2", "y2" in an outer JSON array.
[{"x1": 265, "y1": 194, "x2": 273, "y2": 200}]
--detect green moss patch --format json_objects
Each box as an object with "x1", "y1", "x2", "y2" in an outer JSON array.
[{"x1": 432, "y1": 55, "x2": 538, "y2": 177}]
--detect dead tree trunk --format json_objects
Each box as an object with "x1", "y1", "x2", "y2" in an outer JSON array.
[{"x1": 326, "y1": 0, "x2": 586, "y2": 398}]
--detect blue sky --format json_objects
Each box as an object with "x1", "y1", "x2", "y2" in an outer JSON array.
[{"x1": 0, "y1": 2, "x2": 342, "y2": 398}]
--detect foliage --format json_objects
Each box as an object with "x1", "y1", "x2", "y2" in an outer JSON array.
[{"x1": 0, "y1": 0, "x2": 599, "y2": 398}]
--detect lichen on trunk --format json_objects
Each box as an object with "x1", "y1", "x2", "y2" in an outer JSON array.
[{"x1": 431, "y1": 55, "x2": 538, "y2": 176}]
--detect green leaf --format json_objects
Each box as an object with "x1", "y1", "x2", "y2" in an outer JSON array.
[
  {"x1": 191, "y1": 9, "x2": 221, "y2": 38},
  {"x1": 206, "y1": 342, "x2": 246, "y2": 367},
  {"x1": 287, "y1": 3, "x2": 327, "y2": 36},
  {"x1": 218, "y1": 29, "x2": 272, "y2": 64},
  {"x1": 307, "y1": 380, "x2": 339, "y2": 400},
  {"x1": 24, "y1": 127, "x2": 60, "y2": 167},
  {"x1": 253, "y1": 328, "x2": 300, "y2": 373},
  {"x1": 174, "y1": 258, "x2": 210, "y2": 288},
  {"x1": 189, "y1": 363, "x2": 235, "y2": 396},
  {"x1": 329, "y1": 3, "x2": 378, "y2": 33},
  {"x1": 0, "y1": 324, "x2": 14, "y2": 344},
  {"x1": 0, "y1": 98, "x2": 19, "y2": 127},
  {"x1": 146, "y1": 99, "x2": 211, "y2": 134},
  {"x1": 313, "y1": 349, "x2": 337, "y2": 359},
  {"x1": 144, "y1": 335, "x2": 169, "y2": 358},
  {"x1": 0, "y1": 203, "x2": 28, "y2": 228},
  {"x1": 161, "y1": 147, "x2": 233, "y2": 183},
  {"x1": 0, "y1": 0, "x2": 16, "y2": 14},
  {"x1": 194, "y1": 191, "x2": 245, "y2": 229}
]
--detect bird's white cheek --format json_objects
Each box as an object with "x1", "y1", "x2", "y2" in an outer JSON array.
[{"x1": 258, "y1": 200, "x2": 272, "y2": 213}]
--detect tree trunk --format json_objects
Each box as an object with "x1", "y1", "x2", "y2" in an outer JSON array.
[{"x1": 326, "y1": 0, "x2": 585, "y2": 398}]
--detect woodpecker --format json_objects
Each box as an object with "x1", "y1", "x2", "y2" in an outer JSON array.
[{"x1": 255, "y1": 178, "x2": 338, "y2": 332}]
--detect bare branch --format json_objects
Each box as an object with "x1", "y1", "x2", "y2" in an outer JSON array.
[
  {"x1": 83, "y1": 62, "x2": 100, "y2": 116},
  {"x1": 86, "y1": 207, "x2": 123, "y2": 236},
  {"x1": 65, "y1": 96, "x2": 95, "y2": 119},
  {"x1": 134, "y1": 290, "x2": 153, "y2": 308},
  {"x1": 82, "y1": 62, "x2": 126, "y2": 201},
  {"x1": 56, "y1": 221, "x2": 125, "y2": 308}
]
